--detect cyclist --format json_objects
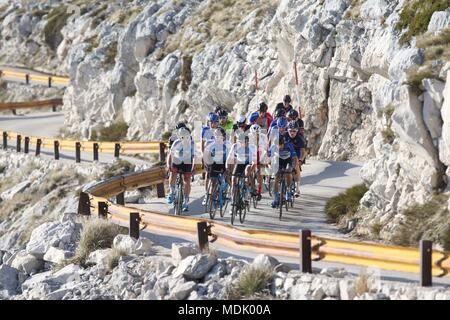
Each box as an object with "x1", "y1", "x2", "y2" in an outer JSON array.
[
  {"x1": 226, "y1": 131, "x2": 257, "y2": 210},
  {"x1": 248, "y1": 102, "x2": 273, "y2": 131},
  {"x1": 283, "y1": 121, "x2": 305, "y2": 196},
  {"x1": 268, "y1": 135, "x2": 298, "y2": 208},
  {"x1": 217, "y1": 108, "x2": 234, "y2": 132},
  {"x1": 248, "y1": 123, "x2": 268, "y2": 201},
  {"x1": 268, "y1": 116, "x2": 288, "y2": 147},
  {"x1": 166, "y1": 127, "x2": 194, "y2": 211},
  {"x1": 203, "y1": 127, "x2": 231, "y2": 203},
  {"x1": 269, "y1": 107, "x2": 286, "y2": 129},
  {"x1": 169, "y1": 122, "x2": 189, "y2": 149},
  {"x1": 287, "y1": 109, "x2": 304, "y2": 130},
  {"x1": 231, "y1": 115, "x2": 250, "y2": 143},
  {"x1": 283, "y1": 95, "x2": 294, "y2": 113},
  {"x1": 201, "y1": 112, "x2": 221, "y2": 205}
]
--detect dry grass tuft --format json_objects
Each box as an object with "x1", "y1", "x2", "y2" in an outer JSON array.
[{"x1": 226, "y1": 264, "x2": 274, "y2": 299}]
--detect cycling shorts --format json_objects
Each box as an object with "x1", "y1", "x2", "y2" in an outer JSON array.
[
  {"x1": 170, "y1": 163, "x2": 193, "y2": 176},
  {"x1": 206, "y1": 163, "x2": 226, "y2": 177},
  {"x1": 233, "y1": 163, "x2": 249, "y2": 177}
]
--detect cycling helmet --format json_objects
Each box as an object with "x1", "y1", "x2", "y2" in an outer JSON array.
[
  {"x1": 175, "y1": 122, "x2": 187, "y2": 130},
  {"x1": 217, "y1": 109, "x2": 228, "y2": 118},
  {"x1": 177, "y1": 127, "x2": 191, "y2": 140},
  {"x1": 214, "y1": 106, "x2": 223, "y2": 114},
  {"x1": 259, "y1": 102, "x2": 268, "y2": 112},
  {"x1": 207, "y1": 112, "x2": 219, "y2": 123},
  {"x1": 276, "y1": 117, "x2": 288, "y2": 128},
  {"x1": 283, "y1": 95, "x2": 291, "y2": 103},
  {"x1": 213, "y1": 127, "x2": 226, "y2": 139},
  {"x1": 288, "y1": 121, "x2": 299, "y2": 130},
  {"x1": 249, "y1": 112, "x2": 259, "y2": 124},
  {"x1": 250, "y1": 124, "x2": 261, "y2": 134},
  {"x1": 236, "y1": 115, "x2": 247, "y2": 125},
  {"x1": 287, "y1": 109, "x2": 299, "y2": 120},
  {"x1": 274, "y1": 108, "x2": 286, "y2": 118}
]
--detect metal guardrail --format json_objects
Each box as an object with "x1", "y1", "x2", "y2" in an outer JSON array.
[
  {"x1": 1, "y1": 130, "x2": 167, "y2": 162},
  {"x1": 80, "y1": 166, "x2": 450, "y2": 286},
  {"x1": 0, "y1": 99, "x2": 63, "y2": 113},
  {"x1": 0, "y1": 70, "x2": 70, "y2": 87}
]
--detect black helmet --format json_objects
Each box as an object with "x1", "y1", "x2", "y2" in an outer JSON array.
[
  {"x1": 218, "y1": 109, "x2": 228, "y2": 117},
  {"x1": 259, "y1": 102, "x2": 268, "y2": 112},
  {"x1": 175, "y1": 122, "x2": 187, "y2": 130},
  {"x1": 287, "y1": 109, "x2": 299, "y2": 120},
  {"x1": 274, "y1": 108, "x2": 286, "y2": 118},
  {"x1": 214, "y1": 106, "x2": 223, "y2": 114},
  {"x1": 288, "y1": 120, "x2": 299, "y2": 130},
  {"x1": 283, "y1": 95, "x2": 291, "y2": 103}
]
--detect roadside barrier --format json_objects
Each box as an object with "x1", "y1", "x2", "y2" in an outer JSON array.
[
  {"x1": 0, "y1": 69, "x2": 70, "y2": 87},
  {"x1": 0, "y1": 98, "x2": 63, "y2": 113},
  {"x1": 79, "y1": 165, "x2": 450, "y2": 287}
]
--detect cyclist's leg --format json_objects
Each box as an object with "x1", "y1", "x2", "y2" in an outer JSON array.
[
  {"x1": 271, "y1": 171, "x2": 281, "y2": 207},
  {"x1": 182, "y1": 165, "x2": 192, "y2": 211},
  {"x1": 167, "y1": 165, "x2": 178, "y2": 203}
]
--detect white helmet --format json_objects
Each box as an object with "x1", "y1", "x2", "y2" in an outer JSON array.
[
  {"x1": 177, "y1": 127, "x2": 191, "y2": 140},
  {"x1": 250, "y1": 124, "x2": 261, "y2": 134},
  {"x1": 236, "y1": 115, "x2": 247, "y2": 125}
]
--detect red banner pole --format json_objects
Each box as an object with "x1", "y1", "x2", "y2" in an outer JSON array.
[
  {"x1": 294, "y1": 61, "x2": 299, "y2": 86},
  {"x1": 254, "y1": 69, "x2": 259, "y2": 91}
]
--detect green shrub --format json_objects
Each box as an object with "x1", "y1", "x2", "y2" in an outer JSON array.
[
  {"x1": 43, "y1": 5, "x2": 71, "y2": 51},
  {"x1": 73, "y1": 218, "x2": 126, "y2": 266},
  {"x1": 227, "y1": 265, "x2": 274, "y2": 299},
  {"x1": 391, "y1": 193, "x2": 450, "y2": 249},
  {"x1": 31, "y1": 9, "x2": 49, "y2": 18},
  {"x1": 325, "y1": 184, "x2": 368, "y2": 223},
  {"x1": 102, "y1": 41, "x2": 118, "y2": 69},
  {"x1": 406, "y1": 65, "x2": 436, "y2": 89},
  {"x1": 396, "y1": 0, "x2": 449, "y2": 44},
  {"x1": 106, "y1": 248, "x2": 128, "y2": 271},
  {"x1": 91, "y1": 120, "x2": 128, "y2": 141},
  {"x1": 381, "y1": 127, "x2": 395, "y2": 145}
]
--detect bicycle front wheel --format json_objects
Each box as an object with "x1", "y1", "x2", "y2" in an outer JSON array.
[
  {"x1": 231, "y1": 184, "x2": 240, "y2": 225},
  {"x1": 279, "y1": 178, "x2": 285, "y2": 220},
  {"x1": 174, "y1": 180, "x2": 183, "y2": 216},
  {"x1": 208, "y1": 180, "x2": 218, "y2": 220},
  {"x1": 239, "y1": 181, "x2": 247, "y2": 224}
]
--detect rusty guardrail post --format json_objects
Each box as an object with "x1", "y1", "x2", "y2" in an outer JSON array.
[
  {"x1": 36, "y1": 139, "x2": 42, "y2": 156},
  {"x1": 98, "y1": 201, "x2": 108, "y2": 218},
  {"x1": 114, "y1": 143, "x2": 120, "y2": 159},
  {"x1": 300, "y1": 229, "x2": 312, "y2": 273},
  {"x1": 3, "y1": 132, "x2": 7, "y2": 150},
  {"x1": 77, "y1": 192, "x2": 91, "y2": 216},
  {"x1": 93, "y1": 143, "x2": 99, "y2": 161},
  {"x1": 24, "y1": 137, "x2": 29, "y2": 154},
  {"x1": 116, "y1": 192, "x2": 125, "y2": 205},
  {"x1": 420, "y1": 240, "x2": 432, "y2": 287},
  {"x1": 130, "y1": 212, "x2": 140, "y2": 240},
  {"x1": 12, "y1": 109, "x2": 17, "y2": 115},
  {"x1": 197, "y1": 221, "x2": 209, "y2": 252},
  {"x1": 54, "y1": 140, "x2": 59, "y2": 160},
  {"x1": 75, "y1": 142, "x2": 81, "y2": 163},
  {"x1": 48, "y1": 76, "x2": 52, "y2": 88},
  {"x1": 159, "y1": 142, "x2": 166, "y2": 163},
  {"x1": 25, "y1": 74, "x2": 29, "y2": 85},
  {"x1": 52, "y1": 105, "x2": 56, "y2": 112},
  {"x1": 16, "y1": 135, "x2": 21, "y2": 152}
]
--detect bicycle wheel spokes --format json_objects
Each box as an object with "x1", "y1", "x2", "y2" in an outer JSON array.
[{"x1": 208, "y1": 180, "x2": 218, "y2": 220}]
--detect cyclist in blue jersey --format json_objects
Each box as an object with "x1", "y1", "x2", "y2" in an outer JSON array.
[
  {"x1": 201, "y1": 112, "x2": 221, "y2": 205},
  {"x1": 268, "y1": 116, "x2": 288, "y2": 148},
  {"x1": 166, "y1": 127, "x2": 195, "y2": 211},
  {"x1": 283, "y1": 121, "x2": 305, "y2": 196},
  {"x1": 268, "y1": 135, "x2": 298, "y2": 208}
]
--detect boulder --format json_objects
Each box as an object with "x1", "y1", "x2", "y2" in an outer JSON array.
[
  {"x1": 428, "y1": 11, "x2": 450, "y2": 32},
  {"x1": 134, "y1": 238, "x2": 153, "y2": 255},
  {"x1": 251, "y1": 254, "x2": 281, "y2": 270},
  {"x1": 204, "y1": 261, "x2": 227, "y2": 282},
  {"x1": 113, "y1": 234, "x2": 153, "y2": 255},
  {"x1": 86, "y1": 249, "x2": 113, "y2": 267},
  {"x1": 339, "y1": 280, "x2": 356, "y2": 300},
  {"x1": 172, "y1": 254, "x2": 217, "y2": 280},
  {"x1": 0, "y1": 180, "x2": 31, "y2": 201},
  {"x1": 21, "y1": 270, "x2": 53, "y2": 291},
  {"x1": 0, "y1": 265, "x2": 18, "y2": 295},
  {"x1": 171, "y1": 243, "x2": 199, "y2": 264},
  {"x1": 11, "y1": 251, "x2": 44, "y2": 275},
  {"x1": 26, "y1": 221, "x2": 76, "y2": 259},
  {"x1": 169, "y1": 281, "x2": 197, "y2": 300},
  {"x1": 43, "y1": 247, "x2": 73, "y2": 265},
  {"x1": 49, "y1": 264, "x2": 82, "y2": 284}
]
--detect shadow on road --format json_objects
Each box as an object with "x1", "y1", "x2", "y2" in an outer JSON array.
[{"x1": 301, "y1": 161, "x2": 361, "y2": 186}]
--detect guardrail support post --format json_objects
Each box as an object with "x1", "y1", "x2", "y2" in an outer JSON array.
[
  {"x1": 48, "y1": 76, "x2": 52, "y2": 88},
  {"x1": 159, "y1": 143, "x2": 166, "y2": 163},
  {"x1": 25, "y1": 74, "x2": 29, "y2": 85},
  {"x1": 116, "y1": 192, "x2": 125, "y2": 205},
  {"x1": 197, "y1": 221, "x2": 209, "y2": 252},
  {"x1": 75, "y1": 142, "x2": 81, "y2": 163},
  {"x1": 36, "y1": 139, "x2": 41, "y2": 156},
  {"x1": 299, "y1": 229, "x2": 312, "y2": 273},
  {"x1": 77, "y1": 192, "x2": 91, "y2": 216},
  {"x1": 52, "y1": 105, "x2": 56, "y2": 112},
  {"x1": 93, "y1": 143, "x2": 99, "y2": 161},
  {"x1": 156, "y1": 183, "x2": 165, "y2": 198},
  {"x1": 130, "y1": 212, "x2": 140, "y2": 240},
  {"x1": 3, "y1": 132, "x2": 7, "y2": 150},
  {"x1": 12, "y1": 109, "x2": 17, "y2": 115},
  {"x1": 98, "y1": 201, "x2": 108, "y2": 218},
  {"x1": 24, "y1": 137, "x2": 29, "y2": 154},
  {"x1": 114, "y1": 143, "x2": 120, "y2": 159},
  {"x1": 420, "y1": 240, "x2": 432, "y2": 287},
  {"x1": 54, "y1": 141, "x2": 59, "y2": 160},
  {"x1": 16, "y1": 135, "x2": 21, "y2": 152}
]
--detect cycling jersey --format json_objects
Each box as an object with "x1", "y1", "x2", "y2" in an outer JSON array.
[
  {"x1": 283, "y1": 132, "x2": 306, "y2": 158},
  {"x1": 268, "y1": 142, "x2": 297, "y2": 160},
  {"x1": 202, "y1": 125, "x2": 222, "y2": 142},
  {"x1": 220, "y1": 119, "x2": 234, "y2": 132},
  {"x1": 227, "y1": 143, "x2": 257, "y2": 165},
  {"x1": 249, "y1": 111, "x2": 273, "y2": 130},
  {"x1": 171, "y1": 139, "x2": 195, "y2": 165},
  {"x1": 203, "y1": 141, "x2": 231, "y2": 166}
]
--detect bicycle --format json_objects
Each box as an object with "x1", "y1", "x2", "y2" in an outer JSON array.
[
  {"x1": 173, "y1": 170, "x2": 187, "y2": 216},
  {"x1": 230, "y1": 173, "x2": 248, "y2": 225},
  {"x1": 277, "y1": 169, "x2": 292, "y2": 220},
  {"x1": 205, "y1": 170, "x2": 230, "y2": 219},
  {"x1": 249, "y1": 169, "x2": 260, "y2": 209}
]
